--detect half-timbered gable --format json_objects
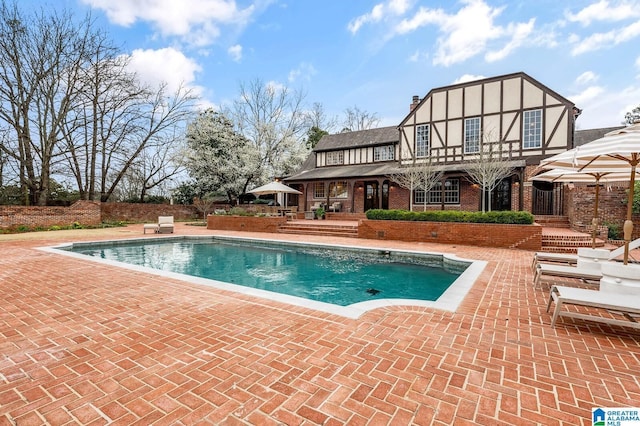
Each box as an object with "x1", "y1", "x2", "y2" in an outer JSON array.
[{"x1": 399, "y1": 72, "x2": 577, "y2": 167}]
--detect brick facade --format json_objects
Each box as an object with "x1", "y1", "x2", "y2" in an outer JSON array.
[{"x1": 563, "y1": 183, "x2": 640, "y2": 239}]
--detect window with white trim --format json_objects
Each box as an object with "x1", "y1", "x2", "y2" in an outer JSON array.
[
  {"x1": 325, "y1": 151, "x2": 344, "y2": 165},
  {"x1": 523, "y1": 109, "x2": 542, "y2": 149},
  {"x1": 464, "y1": 117, "x2": 481, "y2": 154},
  {"x1": 416, "y1": 125, "x2": 429, "y2": 158},
  {"x1": 374, "y1": 145, "x2": 394, "y2": 161},
  {"x1": 314, "y1": 183, "x2": 325, "y2": 198}
]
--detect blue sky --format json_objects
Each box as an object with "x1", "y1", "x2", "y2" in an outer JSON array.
[{"x1": 33, "y1": 0, "x2": 640, "y2": 130}]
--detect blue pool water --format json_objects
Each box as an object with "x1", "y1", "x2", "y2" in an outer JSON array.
[{"x1": 62, "y1": 238, "x2": 470, "y2": 306}]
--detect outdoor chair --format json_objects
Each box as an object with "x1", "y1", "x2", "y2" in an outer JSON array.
[
  {"x1": 157, "y1": 215, "x2": 174, "y2": 234},
  {"x1": 327, "y1": 202, "x2": 341, "y2": 212},
  {"x1": 533, "y1": 261, "x2": 604, "y2": 288},
  {"x1": 532, "y1": 238, "x2": 640, "y2": 270},
  {"x1": 547, "y1": 285, "x2": 640, "y2": 329}
]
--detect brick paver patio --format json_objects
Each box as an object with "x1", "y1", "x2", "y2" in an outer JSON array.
[{"x1": 1, "y1": 223, "x2": 639, "y2": 425}]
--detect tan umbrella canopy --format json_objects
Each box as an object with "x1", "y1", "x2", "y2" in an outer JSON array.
[
  {"x1": 532, "y1": 169, "x2": 630, "y2": 248},
  {"x1": 539, "y1": 122, "x2": 640, "y2": 264},
  {"x1": 248, "y1": 181, "x2": 302, "y2": 207}
]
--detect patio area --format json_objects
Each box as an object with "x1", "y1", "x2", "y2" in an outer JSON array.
[{"x1": 1, "y1": 223, "x2": 639, "y2": 425}]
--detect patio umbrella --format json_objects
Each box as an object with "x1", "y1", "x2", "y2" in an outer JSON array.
[
  {"x1": 532, "y1": 169, "x2": 630, "y2": 248},
  {"x1": 539, "y1": 121, "x2": 640, "y2": 264},
  {"x1": 248, "y1": 181, "x2": 302, "y2": 208}
]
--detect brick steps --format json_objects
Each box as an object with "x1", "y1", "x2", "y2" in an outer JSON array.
[
  {"x1": 278, "y1": 222, "x2": 359, "y2": 238},
  {"x1": 534, "y1": 215, "x2": 570, "y2": 228}
]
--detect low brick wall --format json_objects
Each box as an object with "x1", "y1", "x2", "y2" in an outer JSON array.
[
  {"x1": 207, "y1": 215, "x2": 287, "y2": 233},
  {"x1": 358, "y1": 219, "x2": 542, "y2": 250},
  {"x1": 101, "y1": 203, "x2": 200, "y2": 222},
  {"x1": 0, "y1": 200, "x2": 102, "y2": 229}
]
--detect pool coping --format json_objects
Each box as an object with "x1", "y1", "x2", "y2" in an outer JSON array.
[{"x1": 39, "y1": 235, "x2": 487, "y2": 319}]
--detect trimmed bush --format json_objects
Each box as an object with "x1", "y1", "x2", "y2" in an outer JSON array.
[{"x1": 365, "y1": 209, "x2": 534, "y2": 224}]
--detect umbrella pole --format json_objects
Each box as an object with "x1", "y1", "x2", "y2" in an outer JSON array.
[
  {"x1": 623, "y1": 159, "x2": 638, "y2": 265},
  {"x1": 592, "y1": 181, "x2": 600, "y2": 249}
]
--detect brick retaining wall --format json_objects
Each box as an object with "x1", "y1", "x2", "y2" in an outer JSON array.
[
  {"x1": 100, "y1": 203, "x2": 200, "y2": 222},
  {"x1": 358, "y1": 219, "x2": 542, "y2": 250},
  {"x1": 207, "y1": 215, "x2": 287, "y2": 233},
  {"x1": 0, "y1": 200, "x2": 102, "y2": 229},
  {"x1": 0, "y1": 201, "x2": 201, "y2": 230}
]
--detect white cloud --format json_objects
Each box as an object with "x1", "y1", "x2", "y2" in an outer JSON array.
[
  {"x1": 576, "y1": 71, "x2": 599, "y2": 85},
  {"x1": 288, "y1": 62, "x2": 317, "y2": 83},
  {"x1": 570, "y1": 84, "x2": 640, "y2": 128},
  {"x1": 81, "y1": 0, "x2": 256, "y2": 46},
  {"x1": 408, "y1": 49, "x2": 429, "y2": 62},
  {"x1": 452, "y1": 74, "x2": 486, "y2": 84},
  {"x1": 485, "y1": 19, "x2": 535, "y2": 62},
  {"x1": 571, "y1": 20, "x2": 640, "y2": 55},
  {"x1": 127, "y1": 47, "x2": 203, "y2": 95},
  {"x1": 228, "y1": 44, "x2": 243, "y2": 62},
  {"x1": 348, "y1": 0, "x2": 412, "y2": 34},
  {"x1": 565, "y1": 0, "x2": 640, "y2": 26},
  {"x1": 393, "y1": 0, "x2": 535, "y2": 66}
]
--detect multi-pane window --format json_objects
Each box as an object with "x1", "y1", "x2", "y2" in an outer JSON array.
[
  {"x1": 416, "y1": 125, "x2": 429, "y2": 158},
  {"x1": 464, "y1": 117, "x2": 481, "y2": 154},
  {"x1": 374, "y1": 145, "x2": 394, "y2": 162},
  {"x1": 414, "y1": 179, "x2": 460, "y2": 204},
  {"x1": 314, "y1": 182, "x2": 325, "y2": 198},
  {"x1": 329, "y1": 181, "x2": 348, "y2": 198},
  {"x1": 523, "y1": 109, "x2": 542, "y2": 149},
  {"x1": 325, "y1": 151, "x2": 344, "y2": 165}
]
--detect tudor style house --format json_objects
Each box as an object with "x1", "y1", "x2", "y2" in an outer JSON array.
[{"x1": 286, "y1": 72, "x2": 584, "y2": 215}]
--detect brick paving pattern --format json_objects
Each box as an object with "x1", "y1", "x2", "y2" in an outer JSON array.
[{"x1": 1, "y1": 223, "x2": 639, "y2": 425}]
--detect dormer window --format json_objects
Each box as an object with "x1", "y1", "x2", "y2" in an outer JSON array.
[
  {"x1": 374, "y1": 145, "x2": 394, "y2": 162},
  {"x1": 326, "y1": 151, "x2": 344, "y2": 166}
]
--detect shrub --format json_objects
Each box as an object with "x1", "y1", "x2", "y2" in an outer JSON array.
[
  {"x1": 603, "y1": 221, "x2": 622, "y2": 239},
  {"x1": 365, "y1": 209, "x2": 534, "y2": 224}
]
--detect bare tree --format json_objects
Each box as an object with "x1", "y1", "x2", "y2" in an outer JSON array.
[
  {"x1": 304, "y1": 102, "x2": 339, "y2": 133},
  {"x1": 342, "y1": 106, "x2": 380, "y2": 132},
  {"x1": 227, "y1": 79, "x2": 309, "y2": 192},
  {"x1": 463, "y1": 132, "x2": 515, "y2": 212},
  {"x1": 0, "y1": 3, "x2": 98, "y2": 205},
  {"x1": 388, "y1": 159, "x2": 442, "y2": 211}
]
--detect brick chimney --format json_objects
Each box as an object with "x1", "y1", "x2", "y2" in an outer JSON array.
[{"x1": 410, "y1": 95, "x2": 420, "y2": 111}]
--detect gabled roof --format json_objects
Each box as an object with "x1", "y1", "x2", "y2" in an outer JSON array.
[
  {"x1": 574, "y1": 126, "x2": 624, "y2": 147},
  {"x1": 399, "y1": 71, "x2": 576, "y2": 127},
  {"x1": 313, "y1": 126, "x2": 398, "y2": 152}
]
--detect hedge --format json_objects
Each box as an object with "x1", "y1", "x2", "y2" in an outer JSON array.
[{"x1": 365, "y1": 209, "x2": 535, "y2": 224}]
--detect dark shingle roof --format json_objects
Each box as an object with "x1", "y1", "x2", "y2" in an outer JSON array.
[
  {"x1": 313, "y1": 126, "x2": 399, "y2": 152},
  {"x1": 574, "y1": 126, "x2": 624, "y2": 147}
]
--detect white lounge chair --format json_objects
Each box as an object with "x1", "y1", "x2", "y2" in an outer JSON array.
[
  {"x1": 533, "y1": 261, "x2": 603, "y2": 288},
  {"x1": 546, "y1": 285, "x2": 640, "y2": 329},
  {"x1": 532, "y1": 238, "x2": 640, "y2": 270},
  {"x1": 157, "y1": 216, "x2": 174, "y2": 234}
]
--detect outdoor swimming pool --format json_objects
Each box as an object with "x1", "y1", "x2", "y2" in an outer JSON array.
[{"x1": 44, "y1": 236, "x2": 486, "y2": 318}]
